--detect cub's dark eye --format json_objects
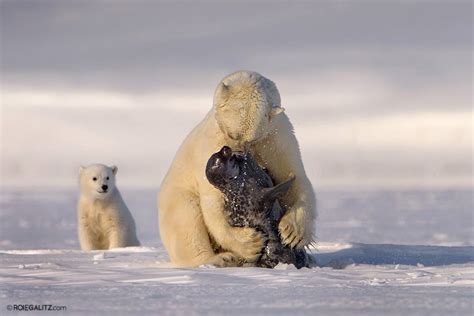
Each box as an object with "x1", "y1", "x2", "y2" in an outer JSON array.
[
  {"x1": 106, "y1": 177, "x2": 109, "y2": 180},
  {"x1": 92, "y1": 177, "x2": 97, "y2": 181}
]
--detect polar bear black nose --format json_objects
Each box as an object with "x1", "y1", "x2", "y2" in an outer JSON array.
[{"x1": 101, "y1": 185, "x2": 108, "y2": 191}]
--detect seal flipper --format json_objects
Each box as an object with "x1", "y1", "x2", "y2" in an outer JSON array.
[{"x1": 262, "y1": 175, "x2": 295, "y2": 202}]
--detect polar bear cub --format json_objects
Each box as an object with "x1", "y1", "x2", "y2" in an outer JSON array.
[{"x1": 77, "y1": 164, "x2": 140, "y2": 250}]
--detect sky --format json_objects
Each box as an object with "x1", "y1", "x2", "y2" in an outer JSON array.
[{"x1": 1, "y1": 0, "x2": 472, "y2": 189}]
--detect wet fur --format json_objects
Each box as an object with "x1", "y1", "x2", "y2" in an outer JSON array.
[{"x1": 206, "y1": 147, "x2": 309, "y2": 268}]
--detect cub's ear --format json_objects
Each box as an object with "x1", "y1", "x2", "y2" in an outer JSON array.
[
  {"x1": 111, "y1": 166, "x2": 118, "y2": 175},
  {"x1": 79, "y1": 166, "x2": 85, "y2": 174},
  {"x1": 271, "y1": 106, "x2": 285, "y2": 116}
]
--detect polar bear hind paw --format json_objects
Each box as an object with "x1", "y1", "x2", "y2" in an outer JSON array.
[{"x1": 205, "y1": 252, "x2": 241, "y2": 268}]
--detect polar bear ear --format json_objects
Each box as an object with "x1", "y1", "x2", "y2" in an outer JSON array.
[
  {"x1": 111, "y1": 166, "x2": 118, "y2": 175},
  {"x1": 221, "y1": 82, "x2": 229, "y2": 92},
  {"x1": 271, "y1": 106, "x2": 285, "y2": 116},
  {"x1": 216, "y1": 82, "x2": 230, "y2": 106},
  {"x1": 79, "y1": 166, "x2": 85, "y2": 174}
]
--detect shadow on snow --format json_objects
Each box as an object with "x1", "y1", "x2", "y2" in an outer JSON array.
[{"x1": 311, "y1": 243, "x2": 474, "y2": 269}]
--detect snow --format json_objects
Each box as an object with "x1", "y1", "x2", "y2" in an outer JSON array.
[{"x1": 1, "y1": 188, "x2": 473, "y2": 315}]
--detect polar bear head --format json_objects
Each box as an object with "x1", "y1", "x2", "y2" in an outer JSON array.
[
  {"x1": 79, "y1": 164, "x2": 118, "y2": 200},
  {"x1": 213, "y1": 71, "x2": 285, "y2": 144}
]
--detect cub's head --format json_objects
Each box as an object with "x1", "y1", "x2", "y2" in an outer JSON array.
[
  {"x1": 205, "y1": 146, "x2": 239, "y2": 188},
  {"x1": 79, "y1": 164, "x2": 118, "y2": 200},
  {"x1": 213, "y1": 71, "x2": 285, "y2": 145}
]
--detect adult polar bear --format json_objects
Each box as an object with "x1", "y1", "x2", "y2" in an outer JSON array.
[{"x1": 159, "y1": 71, "x2": 316, "y2": 267}]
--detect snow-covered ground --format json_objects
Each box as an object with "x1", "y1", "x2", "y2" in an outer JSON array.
[{"x1": 1, "y1": 188, "x2": 473, "y2": 315}]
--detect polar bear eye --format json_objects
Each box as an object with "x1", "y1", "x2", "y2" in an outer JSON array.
[
  {"x1": 92, "y1": 177, "x2": 97, "y2": 181},
  {"x1": 106, "y1": 177, "x2": 109, "y2": 180}
]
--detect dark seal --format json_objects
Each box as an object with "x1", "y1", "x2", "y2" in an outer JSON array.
[{"x1": 206, "y1": 146, "x2": 309, "y2": 269}]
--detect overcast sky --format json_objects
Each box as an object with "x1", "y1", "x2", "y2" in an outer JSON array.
[{"x1": 1, "y1": 0, "x2": 472, "y2": 189}]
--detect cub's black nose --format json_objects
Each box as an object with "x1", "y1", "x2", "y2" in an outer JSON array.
[{"x1": 101, "y1": 185, "x2": 108, "y2": 191}]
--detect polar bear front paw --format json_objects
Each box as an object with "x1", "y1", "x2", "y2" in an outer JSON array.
[
  {"x1": 279, "y1": 209, "x2": 310, "y2": 249},
  {"x1": 230, "y1": 227, "x2": 266, "y2": 262}
]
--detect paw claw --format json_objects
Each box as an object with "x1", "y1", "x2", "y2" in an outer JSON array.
[
  {"x1": 286, "y1": 234, "x2": 298, "y2": 248},
  {"x1": 278, "y1": 211, "x2": 310, "y2": 249},
  {"x1": 295, "y1": 237, "x2": 304, "y2": 248}
]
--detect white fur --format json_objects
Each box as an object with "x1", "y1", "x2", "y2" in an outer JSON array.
[
  {"x1": 158, "y1": 71, "x2": 316, "y2": 267},
  {"x1": 78, "y1": 164, "x2": 140, "y2": 250}
]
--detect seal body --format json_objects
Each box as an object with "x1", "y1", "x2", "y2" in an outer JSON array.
[{"x1": 206, "y1": 146, "x2": 309, "y2": 268}]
